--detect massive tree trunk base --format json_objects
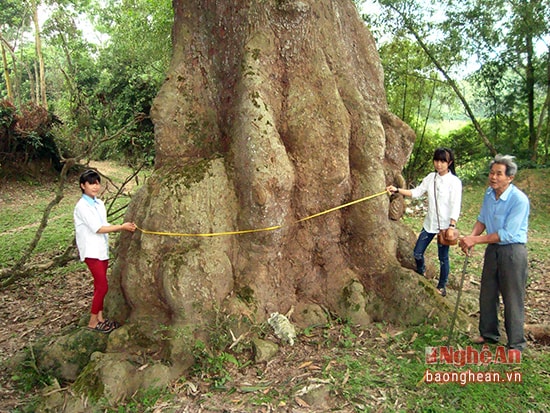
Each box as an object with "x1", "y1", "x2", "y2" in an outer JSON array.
[
  {"x1": 31, "y1": 0, "x2": 469, "y2": 406},
  {"x1": 32, "y1": 265, "x2": 464, "y2": 409},
  {"x1": 103, "y1": 163, "x2": 459, "y2": 370}
]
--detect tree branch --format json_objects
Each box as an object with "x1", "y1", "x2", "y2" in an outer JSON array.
[
  {"x1": 1, "y1": 117, "x2": 147, "y2": 287},
  {"x1": 386, "y1": 3, "x2": 498, "y2": 156}
]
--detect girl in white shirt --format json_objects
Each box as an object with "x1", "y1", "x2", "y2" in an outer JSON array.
[
  {"x1": 74, "y1": 170, "x2": 136, "y2": 333},
  {"x1": 387, "y1": 148, "x2": 462, "y2": 296}
]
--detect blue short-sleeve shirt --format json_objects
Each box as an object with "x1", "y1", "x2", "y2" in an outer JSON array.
[{"x1": 478, "y1": 184, "x2": 529, "y2": 244}]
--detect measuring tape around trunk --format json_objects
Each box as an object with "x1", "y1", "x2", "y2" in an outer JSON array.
[{"x1": 136, "y1": 190, "x2": 388, "y2": 237}]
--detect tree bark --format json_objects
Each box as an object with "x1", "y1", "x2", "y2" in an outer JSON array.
[
  {"x1": 525, "y1": 32, "x2": 536, "y2": 160},
  {"x1": 31, "y1": 0, "x2": 47, "y2": 109},
  {"x1": 0, "y1": 34, "x2": 14, "y2": 103},
  {"x1": 110, "y1": 0, "x2": 452, "y2": 370}
]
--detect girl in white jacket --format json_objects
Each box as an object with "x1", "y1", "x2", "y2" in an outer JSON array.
[{"x1": 387, "y1": 148, "x2": 462, "y2": 296}]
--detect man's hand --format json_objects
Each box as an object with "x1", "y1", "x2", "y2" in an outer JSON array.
[{"x1": 459, "y1": 236, "x2": 474, "y2": 255}]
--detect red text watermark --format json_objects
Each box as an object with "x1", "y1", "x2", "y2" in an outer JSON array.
[{"x1": 425, "y1": 345, "x2": 521, "y2": 367}]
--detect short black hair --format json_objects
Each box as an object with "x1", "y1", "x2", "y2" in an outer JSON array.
[{"x1": 79, "y1": 170, "x2": 101, "y2": 193}]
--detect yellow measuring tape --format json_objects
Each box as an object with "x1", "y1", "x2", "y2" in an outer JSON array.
[{"x1": 136, "y1": 190, "x2": 388, "y2": 237}]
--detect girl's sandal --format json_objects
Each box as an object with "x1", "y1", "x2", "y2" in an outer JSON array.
[
  {"x1": 103, "y1": 318, "x2": 121, "y2": 329},
  {"x1": 87, "y1": 321, "x2": 114, "y2": 333}
]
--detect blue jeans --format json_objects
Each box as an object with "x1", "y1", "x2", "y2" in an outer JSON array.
[{"x1": 413, "y1": 228, "x2": 450, "y2": 289}]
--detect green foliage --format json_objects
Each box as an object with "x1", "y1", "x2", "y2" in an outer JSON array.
[
  {"x1": 442, "y1": 0, "x2": 548, "y2": 161},
  {"x1": 0, "y1": 100, "x2": 16, "y2": 128},
  {"x1": 0, "y1": 0, "x2": 29, "y2": 29},
  {"x1": 322, "y1": 323, "x2": 550, "y2": 412},
  {"x1": 365, "y1": 0, "x2": 550, "y2": 165},
  {"x1": 446, "y1": 122, "x2": 493, "y2": 183},
  {"x1": 403, "y1": 129, "x2": 450, "y2": 185},
  {"x1": 1, "y1": 0, "x2": 173, "y2": 169},
  {"x1": 191, "y1": 340, "x2": 241, "y2": 388},
  {"x1": 80, "y1": 0, "x2": 173, "y2": 164},
  {"x1": 0, "y1": 101, "x2": 62, "y2": 169},
  {"x1": 401, "y1": 112, "x2": 545, "y2": 186},
  {"x1": 378, "y1": 38, "x2": 456, "y2": 129},
  {"x1": 97, "y1": 387, "x2": 173, "y2": 413},
  {"x1": 447, "y1": 117, "x2": 550, "y2": 183},
  {"x1": 448, "y1": 123, "x2": 488, "y2": 163},
  {"x1": 10, "y1": 347, "x2": 53, "y2": 393},
  {"x1": 337, "y1": 322, "x2": 358, "y2": 349}
]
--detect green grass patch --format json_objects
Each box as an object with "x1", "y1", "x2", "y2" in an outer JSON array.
[
  {"x1": 98, "y1": 386, "x2": 174, "y2": 413},
  {"x1": 0, "y1": 165, "x2": 146, "y2": 269},
  {"x1": 322, "y1": 323, "x2": 549, "y2": 412}
]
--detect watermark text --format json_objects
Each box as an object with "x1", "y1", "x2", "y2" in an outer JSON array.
[
  {"x1": 425, "y1": 345, "x2": 521, "y2": 367},
  {"x1": 424, "y1": 369, "x2": 522, "y2": 385}
]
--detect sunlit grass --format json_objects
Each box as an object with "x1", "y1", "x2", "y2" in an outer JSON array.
[{"x1": 0, "y1": 165, "x2": 146, "y2": 269}]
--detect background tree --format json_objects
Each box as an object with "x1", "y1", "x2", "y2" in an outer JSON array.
[
  {"x1": 0, "y1": 0, "x2": 32, "y2": 105},
  {"x1": 0, "y1": 36, "x2": 14, "y2": 102},
  {"x1": 363, "y1": 0, "x2": 549, "y2": 182},
  {"x1": 86, "y1": 0, "x2": 172, "y2": 164},
  {"x1": 444, "y1": 0, "x2": 550, "y2": 161},
  {"x1": 1, "y1": 0, "x2": 173, "y2": 169},
  {"x1": 367, "y1": 0, "x2": 497, "y2": 160},
  {"x1": 377, "y1": 37, "x2": 459, "y2": 183}
]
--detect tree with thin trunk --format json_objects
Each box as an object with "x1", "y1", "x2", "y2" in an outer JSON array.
[
  {"x1": 1, "y1": 0, "x2": 29, "y2": 105},
  {"x1": 30, "y1": 0, "x2": 47, "y2": 109},
  {"x1": 0, "y1": 34, "x2": 14, "y2": 102}
]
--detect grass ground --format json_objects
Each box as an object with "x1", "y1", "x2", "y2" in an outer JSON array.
[{"x1": 0, "y1": 162, "x2": 548, "y2": 412}]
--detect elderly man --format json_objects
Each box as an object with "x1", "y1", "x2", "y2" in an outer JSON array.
[{"x1": 459, "y1": 155, "x2": 530, "y2": 351}]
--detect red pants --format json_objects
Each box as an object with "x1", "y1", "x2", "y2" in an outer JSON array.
[{"x1": 85, "y1": 258, "x2": 109, "y2": 314}]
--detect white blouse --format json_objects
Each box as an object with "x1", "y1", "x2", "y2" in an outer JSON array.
[
  {"x1": 410, "y1": 171, "x2": 462, "y2": 234},
  {"x1": 74, "y1": 195, "x2": 109, "y2": 261}
]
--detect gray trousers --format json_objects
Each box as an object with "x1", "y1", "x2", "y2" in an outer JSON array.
[{"x1": 479, "y1": 243, "x2": 528, "y2": 350}]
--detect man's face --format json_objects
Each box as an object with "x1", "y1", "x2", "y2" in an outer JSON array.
[{"x1": 489, "y1": 163, "x2": 513, "y2": 195}]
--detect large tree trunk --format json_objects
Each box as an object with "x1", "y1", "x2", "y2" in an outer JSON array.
[{"x1": 109, "y1": 0, "x2": 447, "y2": 372}]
